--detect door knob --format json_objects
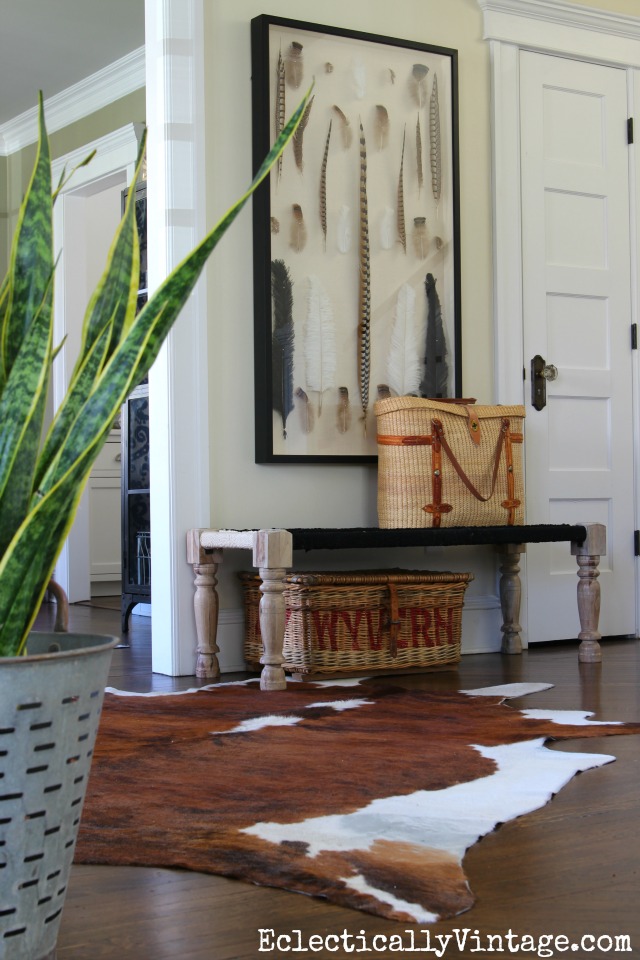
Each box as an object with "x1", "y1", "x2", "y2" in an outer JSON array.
[{"x1": 531, "y1": 355, "x2": 557, "y2": 410}]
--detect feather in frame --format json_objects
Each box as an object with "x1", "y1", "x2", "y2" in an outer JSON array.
[
  {"x1": 375, "y1": 104, "x2": 389, "y2": 150},
  {"x1": 290, "y1": 204, "x2": 307, "y2": 252},
  {"x1": 319, "y1": 120, "x2": 332, "y2": 251},
  {"x1": 387, "y1": 283, "x2": 422, "y2": 397},
  {"x1": 336, "y1": 386, "x2": 351, "y2": 434},
  {"x1": 304, "y1": 275, "x2": 337, "y2": 415},
  {"x1": 419, "y1": 272, "x2": 449, "y2": 399},
  {"x1": 416, "y1": 113, "x2": 424, "y2": 194},
  {"x1": 358, "y1": 120, "x2": 371, "y2": 433},
  {"x1": 293, "y1": 95, "x2": 314, "y2": 173},
  {"x1": 332, "y1": 105, "x2": 353, "y2": 149},
  {"x1": 413, "y1": 217, "x2": 428, "y2": 259},
  {"x1": 285, "y1": 41, "x2": 304, "y2": 89},
  {"x1": 430, "y1": 73, "x2": 442, "y2": 204},
  {"x1": 275, "y1": 50, "x2": 285, "y2": 183},
  {"x1": 294, "y1": 387, "x2": 314, "y2": 434},
  {"x1": 412, "y1": 63, "x2": 429, "y2": 108},
  {"x1": 397, "y1": 127, "x2": 407, "y2": 253},
  {"x1": 352, "y1": 57, "x2": 366, "y2": 99},
  {"x1": 271, "y1": 259, "x2": 295, "y2": 439},
  {"x1": 377, "y1": 383, "x2": 392, "y2": 401}
]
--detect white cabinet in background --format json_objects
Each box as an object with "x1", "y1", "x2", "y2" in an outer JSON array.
[{"x1": 89, "y1": 434, "x2": 122, "y2": 590}]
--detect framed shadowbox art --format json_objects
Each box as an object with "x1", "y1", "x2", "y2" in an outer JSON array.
[{"x1": 251, "y1": 15, "x2": 461, "y2": 463}]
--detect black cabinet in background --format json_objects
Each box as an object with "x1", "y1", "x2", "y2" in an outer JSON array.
[{"x1": 121, "y1": 182, "x2": 150, "y2": 631}]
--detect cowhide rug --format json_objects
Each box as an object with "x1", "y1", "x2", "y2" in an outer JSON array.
[{"x1": 75, "y1": 680, "x2": 640, "y2": 924}]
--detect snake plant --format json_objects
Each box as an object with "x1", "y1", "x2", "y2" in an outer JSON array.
[{"x1": 0, "y1": 92, "x2": 309, "y2": 657}]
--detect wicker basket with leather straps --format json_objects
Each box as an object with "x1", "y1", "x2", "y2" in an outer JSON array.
[
  {"x1": 239, "y1": 569, "x2": 472, "y2": 678},
  {"x1": 375, "y1": 396, "x2": 525, "y2": 528}
]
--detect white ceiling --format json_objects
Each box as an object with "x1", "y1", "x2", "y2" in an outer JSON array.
[{"x1": 0, "y1": 0, "x2": 145, "y2": 127}]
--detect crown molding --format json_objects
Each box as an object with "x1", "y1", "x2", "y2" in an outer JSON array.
[
  {"x1": 0, "y1": 46, "x2": 145, "y2": 157},
  {"x1": 50, "y1": 122, "x2": 144, "y2": 192},
  {"x1": 477, "y1": 0, "x2": 640, "y2": 37},
  {"x1": 477, "y1": 0, "x2": 640, "y2": 65}
]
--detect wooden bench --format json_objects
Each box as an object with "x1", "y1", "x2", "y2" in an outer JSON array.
[{"x1": 186, "y1": 523, "x2": 606, "y2": 690}]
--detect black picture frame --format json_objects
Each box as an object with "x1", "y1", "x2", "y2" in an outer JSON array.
[{"x1": 251, "y1": 14, "x2": 461, "y2": 463}]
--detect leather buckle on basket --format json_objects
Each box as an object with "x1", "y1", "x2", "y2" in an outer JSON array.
[{"x1": 465, "y1": 406, "x2": 481, "y2": 445}]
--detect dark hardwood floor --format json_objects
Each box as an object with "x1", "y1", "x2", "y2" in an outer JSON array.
[{"x1": 36, "y1": 600, "x2": 640, "y2": 959}]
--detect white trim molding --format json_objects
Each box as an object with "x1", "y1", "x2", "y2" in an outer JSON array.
[
  {"x1": 0, "y1": 47, "x2": 145, "y2": 157},
  {"x1": 50, "y1": 123, "x2": 144, "y2": 190},
  {"x1": 478, "y1": 0, "x2": 640, "y2": 64},
  {"x1": 146, "y1": 0, "x2": 211, "y2": 676}
]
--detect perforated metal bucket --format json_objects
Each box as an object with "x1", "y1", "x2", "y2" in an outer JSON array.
[{"x1": 0, "y1": 632, "x2": 117, "y2": 960}]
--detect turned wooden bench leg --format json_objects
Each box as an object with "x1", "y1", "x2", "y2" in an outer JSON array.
[
  {"x1": 187, "y1": 529, "x2": 224, "y2": 679},
  {"x1": 572, "y1": 523, "x2": 606, "y2": 664},
  {"x1": 254, "y1": 529, "x2": 293, "y2": 691},
  {"x1": 497, "y1": 542, "x2": 525, "y2": 654}
]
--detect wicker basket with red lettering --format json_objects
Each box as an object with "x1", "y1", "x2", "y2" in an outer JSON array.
[
  {"x1": 239, "y1": 569, "x2": 473, "y2": 678},
  {"x1": 375, "y1": 396, "x2": 525, "y2": 528}
]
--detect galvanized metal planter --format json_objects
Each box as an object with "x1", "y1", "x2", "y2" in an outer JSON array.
[{"x1": 0, "y1": 632, "x2": 116, "y2": 960}]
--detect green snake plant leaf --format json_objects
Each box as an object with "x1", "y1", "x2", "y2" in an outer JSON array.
[
  {"x1": 0, "y1": 96, "x2": 53, "y2": 558},
  {"x1": 0, "y1": 447, "x2": 96, "y2": 655},
  {"x1": 0, "y1": 85, "x2": 312, "y2": 656},
  {"x1": 35, "y1": 141, "x2": 141, "y2": 490},
  {"x1": 1, "y1": 95, "x2": 53, "y2": 379}
]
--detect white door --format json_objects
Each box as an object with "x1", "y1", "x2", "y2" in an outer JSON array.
[{"x1": 520, "y1": 51, "x2": 637, "y2": 643}]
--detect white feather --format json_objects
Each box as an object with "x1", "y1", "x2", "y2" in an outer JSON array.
[
  {"x1": 380, "y1": 206, "x2": 394, "y2": 250},
  {"x1": 387, "y1": 284, "x2": 423, "y2": 396},
  {"x1": 305, "y1": 276, "x2": 337, "y2": 413},
  {"x1": 351, "y1": 57, "x2": 366, "y2": 99},
  {"x1": 337, "y1": 205, "x2": 352, "y2": 254}
]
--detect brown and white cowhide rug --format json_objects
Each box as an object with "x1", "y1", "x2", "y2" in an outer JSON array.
[{"x1": 75, "y1": 680, "x2": 640, "y2": 923}]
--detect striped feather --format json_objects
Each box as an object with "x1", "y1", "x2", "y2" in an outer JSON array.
[
  {"x1": 319, "y1": 120, "x2": 332, "y2": 250},
  {"x1": 358, "y1": 120, "x2": 371, "y2": 432}
]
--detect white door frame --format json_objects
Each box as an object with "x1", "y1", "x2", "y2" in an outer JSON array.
[
  {"x1": 52, "y1": 125, "x2": 141, "y2": 601},
  {"x1": 145, "y1": 0, "x2": 211, "y2": 675},
  {"x1": 477, "y1": 0, "x2": 640, "y2": 641}
]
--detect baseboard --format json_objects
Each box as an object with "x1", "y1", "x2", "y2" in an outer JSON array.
[{"x1": 91, "y1": 580, "x2": 122, "y2": 597}]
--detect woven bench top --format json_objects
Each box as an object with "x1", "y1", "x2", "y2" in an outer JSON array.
[{"x1": 287, "y1": 524, "x2": 588, "y2": 551}]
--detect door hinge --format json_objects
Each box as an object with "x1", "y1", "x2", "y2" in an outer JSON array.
[
  {"x1": 632, "y1": 323, "x2": 638, "y2": 349},
  {"x1": 635, "y1": 530, "x2": 640, "y2": 557},
  {"x1": 628, "y1": 117, "x2": 634, "y2": 144}
]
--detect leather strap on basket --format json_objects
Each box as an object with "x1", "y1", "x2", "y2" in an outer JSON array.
[
  {"x1": 422, "y1": 419, "x2": 452, "y2": 527},
  {"x1": 424, "y1": 417, "x2": 519, "y2": 526},
  {"x1": 386, "y1": 584, "x2": 400, "y2": 657}
]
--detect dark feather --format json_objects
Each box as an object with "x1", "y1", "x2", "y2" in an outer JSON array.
[
  {"x1": 271, "y1": 260, "x2": 295, "y2": 438},
  {"x1": 419, "y1": 273, "x2": 449, "y2": 399},
  {"x1": 336, "y1": 386, "x2": 351, "y2": 434}
]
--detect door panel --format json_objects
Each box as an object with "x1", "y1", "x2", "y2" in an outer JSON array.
[{"x1": 520, "y1": 51, "x2": 636, "y2": 642}]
